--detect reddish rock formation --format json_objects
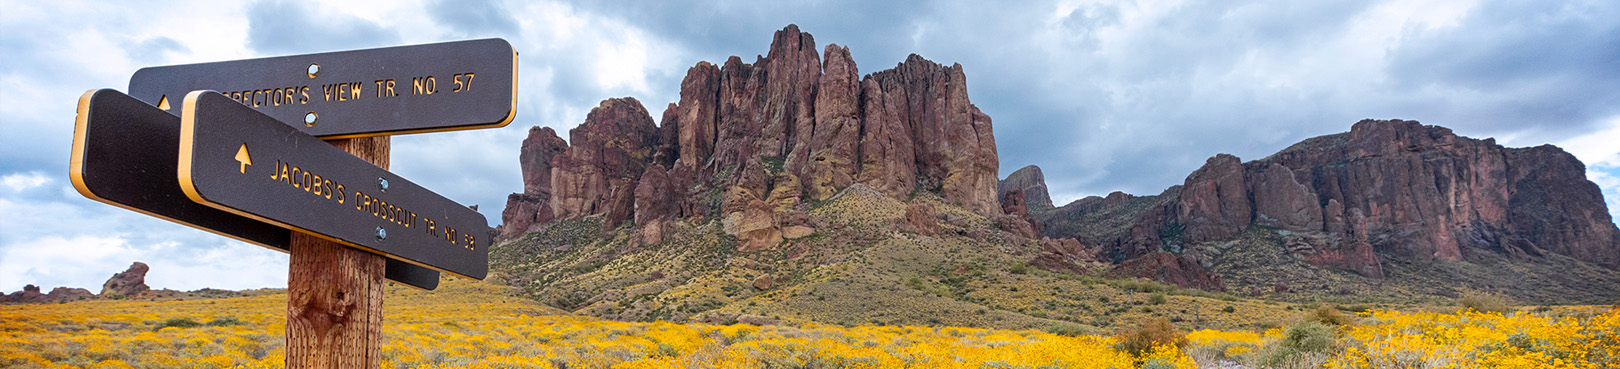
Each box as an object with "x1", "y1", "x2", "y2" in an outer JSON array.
[
  {"x1": 1177, "y1": 154, "x2": 1251, "y2": 244},
  {"x1": 804, "y1": 44, "x2": 861, "y2": 200},
  {"x1": 101, "y1": 261, "x2": 151, "y2": 298},
  {"x1": 1000, "y1": 187, "x2": 1046, "y2": 236},
  {"x1": 506, "y1": 25, "x2": 1005, "y2": 251},
  {"x1": 499, "y1": 126, "x2": 568, "y2": 239},
  {"x1": 550, "y1": 98, "x2": 659, "y2": 226},
  {"x1": 752, "y1": 274, "x2": 775, "y2": 290},
  {"x1": 1, "y1": 284, "x2": 96, "y2": 304},
  {"x1": 863, "y1": 54, "x2": 1001, "y2": 215},
  {"x1": 49, "y1": 287, "x2": 95, "y2": 302},
  {"x1": 634, "y1": 165, "x2": 675, "y2": 225},
  {"x1": 499, "y1": 193, "x2": 550, "y2": 239},
  {"x1": 1031, "y1": 237, "x2": 1102, "y2": 274},
  {"x1": 521, "y1": 127, "x2": 569, "y2": 194},
  {"x1": 1036, "y1": 119, "x2": 1620, "y2": 289},
  {"x1": 675, "y1": 62, "x2": 722, "y2": 168},
  {"x1": 736, "y1": 199, "x2": 783, "y2": 251},
  {"x1": 854, "y1": 71, "x2": 917, "y2": 199},
  {"x1": 1, "y1": 284, "x2": 45, "y2": 303},
  {"x1": 903, "y1": 202, "x2": 940, "y2": 236},
  {"x1": 1116, "y1": 252, "x2": 1225, "y2": 291},
  {"x1": 999, "y1": 165, "x2": 1054, "y2": 210}
]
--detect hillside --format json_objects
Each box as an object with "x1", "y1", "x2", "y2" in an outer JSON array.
[{"x1": 493, "y1": 184, "x2": 1297, "y2": 333}]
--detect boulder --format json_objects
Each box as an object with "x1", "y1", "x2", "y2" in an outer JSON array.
[
  {"x1": 737, "y1": 199, "x2": 783, "y2": 252},
  {"x1": 752, "y1": 274, "x2": 774, "y2": 290}
]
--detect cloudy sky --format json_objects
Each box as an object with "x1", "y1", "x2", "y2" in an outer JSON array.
[{"x1": 2, "y1": 0, "x2": 1617, "y2": 292}]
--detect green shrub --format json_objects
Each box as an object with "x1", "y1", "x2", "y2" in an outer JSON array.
[
  {"x1": 1281, "y1": 321, "x2": 1335, "y2": 353},
  {"x1": 1147, "y1": 293, "x2": 1167, "y2": 305},
  {"x1": 1306, "y1": 305, "x2": 1353, "y2": 326},
  {"x1": 1458, "y1": 290, "x2": 1516, "y2": 315},
  {"x1": 206, "y1": 317, "x2": 244, "y2": 327},
  {"x1": 1045, "y1": 323, "x2": 1087, "y2": 337},
  {"x1": 1222, "y1": 306, "x2": 1236, "y2": 313},
  {"x1": 152, "y1": 318, "x2": 201, "y2": 331},
  {"x1": 1259, "y1": 321, "x2": 1338, "y2": 367},
  {"x1": 1113, "y1": 316, "x2": 1187, "y2": 357}
]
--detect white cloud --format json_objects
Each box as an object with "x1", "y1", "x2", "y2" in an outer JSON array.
[{"x1": 0, "y1": 172, "x2": 50, "y2": 193}]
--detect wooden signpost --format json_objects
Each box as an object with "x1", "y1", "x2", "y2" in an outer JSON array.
[{"x1": 71, "y1": 39, "x2": 516, "y2": 368}]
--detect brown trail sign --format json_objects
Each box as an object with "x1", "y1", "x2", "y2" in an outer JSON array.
[
  {"x1": 178, "y1": 90, "x2": 490, "y2": 279},
  {"x1": 70, "y1": 88, "x2": 439, "y2": 290},
  {"x1": 130, "y1": 38, "x2": 517, "y2": 138}
]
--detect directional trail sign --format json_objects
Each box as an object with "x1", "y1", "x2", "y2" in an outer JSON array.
[
  {"x1": 178, "y1": 91, "x2": 490, "y2": 279},
  {"x1": 70, "y1": 89, "x2": 440, "y2": 290},
  {"x1": 130, "y1": 39, "x2": 516, "y2": 138}
]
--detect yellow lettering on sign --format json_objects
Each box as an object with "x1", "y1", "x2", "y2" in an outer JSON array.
[
  {"x1": 452, "y1": 73, "x2": 475, "y2": 92},
  {"x1": 412, "y1": 76, "x2": 436, "y2": 95}
]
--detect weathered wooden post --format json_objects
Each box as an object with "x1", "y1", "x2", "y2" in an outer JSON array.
[{"x1": 286, "y1": 137, "x2": 388, "y2": 368}]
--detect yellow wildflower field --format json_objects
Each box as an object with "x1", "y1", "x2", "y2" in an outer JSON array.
[{"x1": 1, "y1": 278, "x2": 1614, "y2": 368}]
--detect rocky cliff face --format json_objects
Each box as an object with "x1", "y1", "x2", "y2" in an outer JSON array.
[
  {"x1": 499, "y1": 25, "x2": 1001, "y2": 246},
  {"x1": 998, "y1": 165, "x2": 1053, "y2": 210},
  {"x1": 499, "y1": 127, "x2": 568, "y2": 239},
  {"x1": 1030, "y1": 119, "x2": 1620, "y2": 290}
]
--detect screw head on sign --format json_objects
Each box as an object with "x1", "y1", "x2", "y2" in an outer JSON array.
[
  {"x1": 303, "y1": 112, "x2": 317, "y2": 127},
  {"x1": 307, "y1": 64, "x2": 320, "y2": 78},
  {"x1": 378, "y1": 178, "x2": 389, "y2": 192},
  {"x1": 375, "y1": 227, "x2": 387, "y2": 240}
]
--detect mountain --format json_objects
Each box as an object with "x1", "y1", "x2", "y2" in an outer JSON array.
[
  {"x1": 1027, "y1": 119, "x2": 1620, "y2": 302},
  {"x1": 491, "y1": 25, "x2": 1620, "y2": 330},
  {"x1": 500, "y1": 24, "x2": 1006, "y2": 247}
]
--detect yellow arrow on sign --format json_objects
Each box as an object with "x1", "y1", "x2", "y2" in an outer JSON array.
[{"x1": 234, "y1": 144, "x2": 252, "y2": 173}]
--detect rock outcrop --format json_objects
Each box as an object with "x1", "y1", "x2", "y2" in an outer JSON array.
[
  {"x1": 1116, "y1": 252, "x2": 1225, "y2": 292},
  {"x1": 498, "y1": 24, "x2": 1003, "y2": 244},
  {"x1": 1035, "y1": 119, "x2": 1620, "y2": 288},
  {"x1": 998, "y1": 165, "x2": 1053, "y2": 210},
  {"x1": 0, "y1": 284, "x2": 96, "y2": 304},
  {"x1": 550, "y1": 98, "x2": 660, "y2": 230},
  {"x1": 100, "y1": 261, "x2": 151, "y2": 298},
  {"x1": 499, "y1": 127, "x2": 568, "y2": 239}
]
